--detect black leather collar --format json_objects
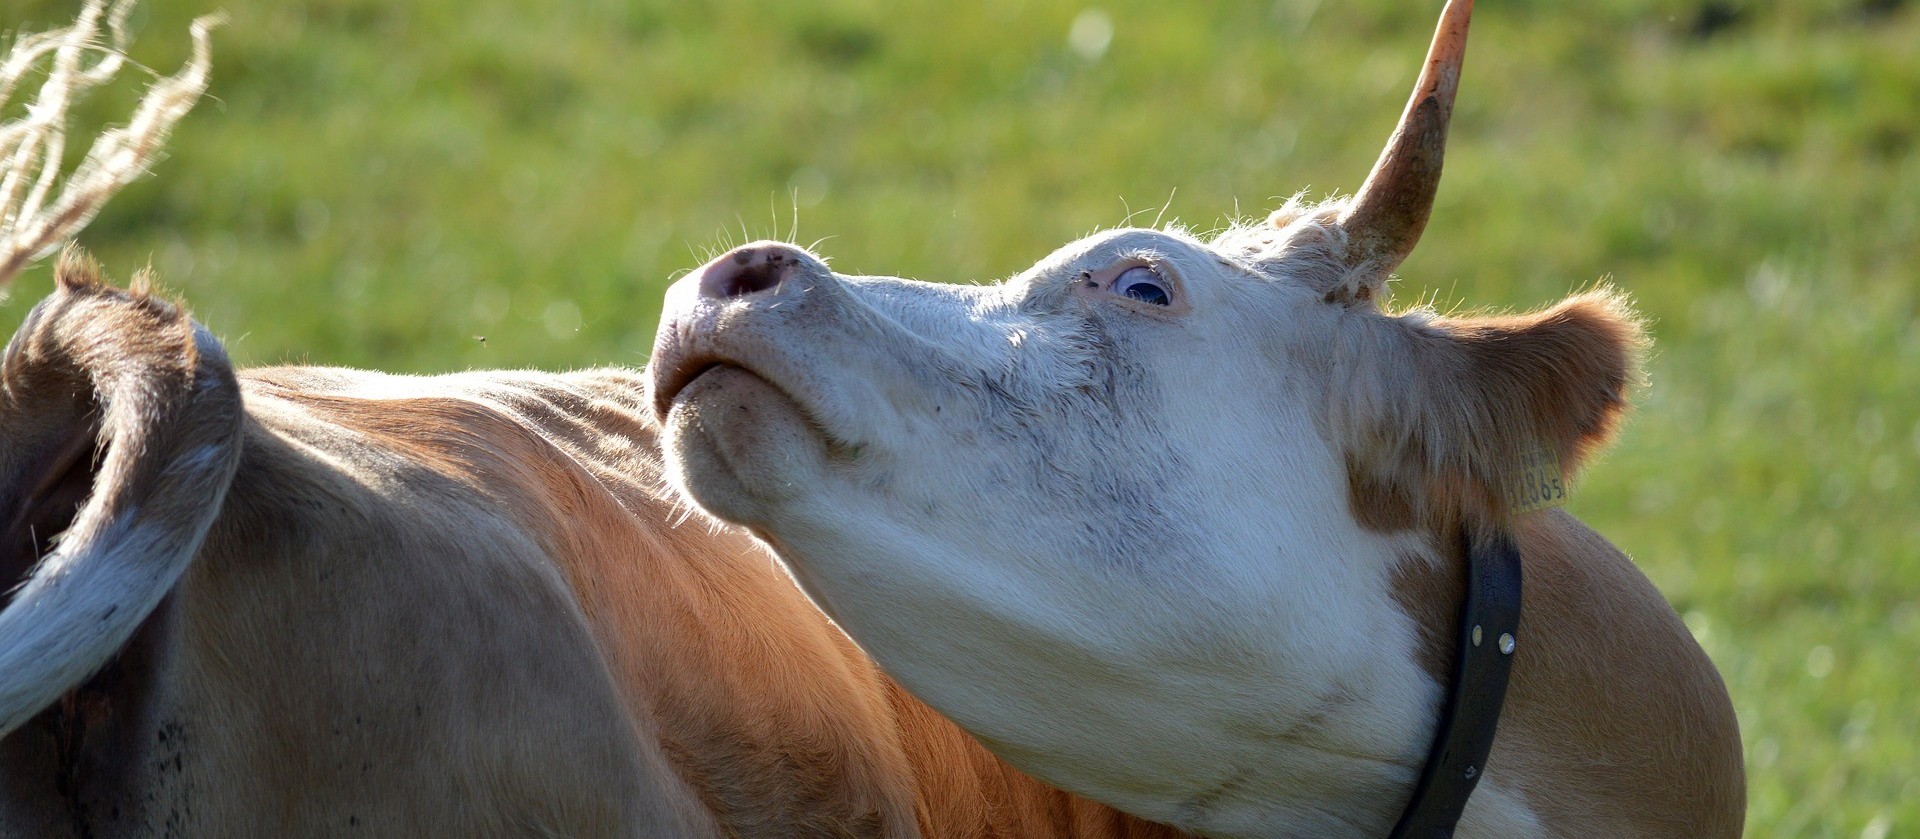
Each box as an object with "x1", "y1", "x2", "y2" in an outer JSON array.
[{"x1": 1386, "y1": 524, "x2": 1524, "y2": 839}]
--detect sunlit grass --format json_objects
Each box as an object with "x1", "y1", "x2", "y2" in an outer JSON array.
[{"x1": 4, "y1": 0, "x2": 1915, "y2": 834}]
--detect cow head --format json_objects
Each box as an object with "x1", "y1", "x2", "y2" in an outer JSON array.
[{"x1": 649, "y1": 0, "x2": 1641, "y2": 832}]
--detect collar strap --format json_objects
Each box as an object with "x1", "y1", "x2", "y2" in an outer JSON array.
[{"x1": 1386, "y1": 524, "x2": 1524, "y2": 839}]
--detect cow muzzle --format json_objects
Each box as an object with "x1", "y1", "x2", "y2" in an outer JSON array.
[{"x1": 650, "y1": 242, "x2": 826, "y2": 421}]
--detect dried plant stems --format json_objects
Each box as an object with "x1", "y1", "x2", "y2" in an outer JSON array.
[{"x1": 0, "y1": 1, "x2": 222, "y2": 288}]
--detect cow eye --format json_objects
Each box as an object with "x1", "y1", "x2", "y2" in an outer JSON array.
[{"x1": 1113, "y1": 265, "x2": 1170, "y2": 306}]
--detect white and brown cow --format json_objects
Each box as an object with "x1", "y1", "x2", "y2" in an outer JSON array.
[{"x1": 647, "y1": 1, "x2": 1744, "y2": 837}]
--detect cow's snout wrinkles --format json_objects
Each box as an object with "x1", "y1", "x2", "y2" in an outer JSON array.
[{"x1": 700, "y1": 244, "x2": 806, "y2": 300}]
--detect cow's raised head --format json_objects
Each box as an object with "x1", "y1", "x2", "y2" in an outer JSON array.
[{"x1": 650, "y1": 0, "x2": 1642, "y2": 833}]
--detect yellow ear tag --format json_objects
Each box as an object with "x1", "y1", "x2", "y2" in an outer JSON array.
[{"x1": 1505, "y1": 446, "x2": 1568, "y2": 514}]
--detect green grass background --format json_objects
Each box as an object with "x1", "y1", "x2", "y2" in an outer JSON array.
[{"x1": 6, "y1": 0, "x2": 1916, "y2": 834}]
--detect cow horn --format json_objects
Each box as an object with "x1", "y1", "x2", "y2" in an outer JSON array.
[{"x1": 1336, "y1": 0, "x2": 1473, "y2": 281}]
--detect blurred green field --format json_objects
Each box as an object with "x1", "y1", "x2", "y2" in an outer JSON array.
[{"x1": 6, "y1": 0, "x2": 1917, "y2": 834}]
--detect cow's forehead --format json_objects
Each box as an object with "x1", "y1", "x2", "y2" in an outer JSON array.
[
  {"x1": 993, "y1": 226, "x2": 1288, "y2": 322},
  {"x1": 1020, "y1": 228, "x2": 1216, "y2": 280}
]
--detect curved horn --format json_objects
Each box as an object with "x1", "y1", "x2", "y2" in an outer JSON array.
[{"x1": 1337, "y1": 0, "x2": 1474, "y2": 280}]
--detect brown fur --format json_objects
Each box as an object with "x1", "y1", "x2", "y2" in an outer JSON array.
[
  {"x1": 0, "y1": 274, "x2": 1186, "y2": 837},
  {"x1": 1338, "y1": 289, "x2": 1646, "y2": 532},
  {"x1": 1389, "y1": 512, "x2": 1745, "y2": 838}
]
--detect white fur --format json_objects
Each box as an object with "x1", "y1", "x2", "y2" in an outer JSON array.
[
  {"x1": 653, "y1": 230, "x2": 1544, "y2": 837},
  {"x1": 0, "y1": 515, "x2": 154, "y2": 734},
  {"x1": 0, "y1": 505, "x2": 224, "y2": 736}
]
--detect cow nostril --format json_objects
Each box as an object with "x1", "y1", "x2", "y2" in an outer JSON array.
[
  {"x1": 717, "y1": 264, "x2": 781, "y2": 298},
  {"x1": 701, "y1": 247, "x2": 791, "y2": 299}
]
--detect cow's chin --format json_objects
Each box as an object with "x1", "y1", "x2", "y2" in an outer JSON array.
[{"x1": 661, "y1": 364, "x2": 827, "y2": 526}]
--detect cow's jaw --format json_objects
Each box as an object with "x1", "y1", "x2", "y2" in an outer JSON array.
[
  {"x1": 651, "y1": 233, "x2": 1458, "y2": 836},
  {"x1": 655, "y1": 364, "x2": 829, "y2": 524}
]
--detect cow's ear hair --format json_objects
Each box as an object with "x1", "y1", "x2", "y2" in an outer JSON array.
[{"x1": 1333, "y1": 288, "x2": 1646, "y2": 530}]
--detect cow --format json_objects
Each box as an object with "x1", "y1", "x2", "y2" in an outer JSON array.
[
  {"x1": 0, "y1": 252, "x2": 1190, "y2": 837},
  {"x1": 646, "y1": 0, "x2": 1745, "y2": 837}
]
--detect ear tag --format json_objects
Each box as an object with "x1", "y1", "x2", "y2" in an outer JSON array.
[{"x1": 1504, "y1": 446, "x2": 1568, "y2": 514}]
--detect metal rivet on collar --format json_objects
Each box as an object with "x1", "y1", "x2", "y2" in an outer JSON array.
[
  {"x1": 1498, "y1": 633, "x2": 1516, "y2": 655},
  {"x1": 1471, "y1": 625, "x2": 1483, "y2": 647}
]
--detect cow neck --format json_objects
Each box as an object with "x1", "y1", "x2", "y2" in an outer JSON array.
[{"x1": 1385, "y1": 523, "x2": 1524, "y2": 839}]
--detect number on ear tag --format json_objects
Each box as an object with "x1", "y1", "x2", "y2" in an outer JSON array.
[{"x1": 1505, "y1": 446, "x2": 1568, "y2": 514}]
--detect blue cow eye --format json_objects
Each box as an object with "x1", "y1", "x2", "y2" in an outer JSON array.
[{"x1": 1114, "y1": 266, "x2": 1170, "y2": 306}]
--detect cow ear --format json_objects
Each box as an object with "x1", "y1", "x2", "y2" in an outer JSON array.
[{"x1": 1333, "y1": 288, "x2": 1646, "y2": 530}]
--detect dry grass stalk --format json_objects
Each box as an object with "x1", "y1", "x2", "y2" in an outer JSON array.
[{"x1": 0, "y1": 0, "x2": 222, "y2": 288}]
